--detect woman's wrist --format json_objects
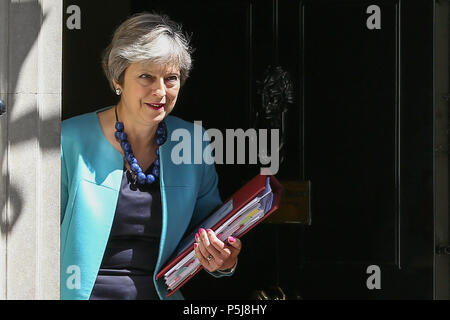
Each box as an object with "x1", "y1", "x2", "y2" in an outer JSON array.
[{"x1": 217, "y1": 259, "x2": 238, "y2": 274}]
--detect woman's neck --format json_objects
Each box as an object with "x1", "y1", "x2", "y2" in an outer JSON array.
[{"x1": 115, "y1": 103, "x2": 158, "y2": 152}]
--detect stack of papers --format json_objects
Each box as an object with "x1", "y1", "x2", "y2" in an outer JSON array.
[{"x1": 160, "y1": 176, "x2": 276, "y2": 292}]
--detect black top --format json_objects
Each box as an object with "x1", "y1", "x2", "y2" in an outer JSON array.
[{"x1": 89, "y1": 164, "x2": 162, "y2": 300}]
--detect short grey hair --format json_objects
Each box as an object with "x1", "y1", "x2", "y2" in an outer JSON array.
[{"x1": 102, "y1": 12, "x2": 193, "y2": 91}]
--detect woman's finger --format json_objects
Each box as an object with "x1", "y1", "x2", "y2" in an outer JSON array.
[
  {"x1": 197, "y1": 229, "x2": 223, "y2": 260},
  {"x1": 206, "y1": 230, "x2": 232, "y2": 258},
  {"x1": 195, "y1": 236, "x2": 211, "y2": 261},
  {"x1": 194, "y1": 243, "x2": 211, "y2": 270},
  {"x1": 195, "y1": 230, "x2": 242, "y2": 272},
  {"x1": 197, "y1": 240, "x2": 224, "y2": 270},
  {"x1": 194, "y1": 243, "x2": 222, "y2": 272},
  {"x1": 227, "y1": 236, "x2": 242, "y2": 254}
]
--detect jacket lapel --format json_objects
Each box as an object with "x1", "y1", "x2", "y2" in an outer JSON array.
[
  {"x1": 154, "y1": 117, "x2": 197, "y2": 277},
  {"x1": 72, "y1": 111, "x2": 125, "y2": 299}
]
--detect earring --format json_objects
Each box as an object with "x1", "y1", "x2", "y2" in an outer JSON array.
[{"x1": 115, "y1": 88, "x2": 122, "y2": 96}]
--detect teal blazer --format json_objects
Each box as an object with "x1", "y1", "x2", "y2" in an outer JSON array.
[{"x1": 61, "y1": 106, "x2": 227, "y2": 300}]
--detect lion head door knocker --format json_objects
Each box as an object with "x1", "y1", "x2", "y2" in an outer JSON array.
[{"x1": 255, "y1": 66, "x2": 295, "y2": 166}]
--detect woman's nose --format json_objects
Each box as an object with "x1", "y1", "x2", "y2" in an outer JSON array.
[{"x1": 151, "y1": 78, "x2": 166, "y2": 97}]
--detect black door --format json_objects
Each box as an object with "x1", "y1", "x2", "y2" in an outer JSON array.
[
  {"x1": 63, "y1": 0, "x2": 449, "y2": 299},
  {"x1": 300, "y1": 0, "x2": 435, "y2": 299}
]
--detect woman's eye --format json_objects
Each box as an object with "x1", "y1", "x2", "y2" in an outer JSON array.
[
  {"x1": 166, "y1": 76, "x2": 179, "y2": 82},
  {"x1": 140, "y1": 74, "x2": 152, "y2": 79}
]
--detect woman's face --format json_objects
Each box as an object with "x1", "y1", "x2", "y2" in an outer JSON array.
[{"x1": 115, "y1": 61, "x2": 181, "y2": 125}]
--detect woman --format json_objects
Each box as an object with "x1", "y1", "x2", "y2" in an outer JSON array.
[{"x1": 61, "y1": 12, "x2": 241, "y2": 300}]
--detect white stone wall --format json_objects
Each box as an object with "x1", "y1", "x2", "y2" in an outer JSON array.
[{"x1": 0, "y1": 0, "x2": 61, "y2": 300}]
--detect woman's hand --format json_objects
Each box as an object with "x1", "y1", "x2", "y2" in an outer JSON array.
[{"x1": 194, "y1": 228, "x2": 241, "y2": 273}]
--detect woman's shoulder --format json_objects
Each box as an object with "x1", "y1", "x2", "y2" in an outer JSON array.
[
  {"x1": 61, "y1": 107, "x2": 111, "y2": 148},
  {"x1": 62, "y1": 106, "x2": 111, "y2": 136},
  {"x1": 62, "y1": 112, "x2": 94, "y2": 131}
]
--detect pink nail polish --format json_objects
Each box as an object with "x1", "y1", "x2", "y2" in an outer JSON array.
[
  {"x1": 199, "y1": 228, "x2": 205, "y2": 234},
  {"x1": 228, "y1": 237, "x2": 235, "y2": 243},
  {"x1": 194, "y1": 243, "x2": 198, "y2": 249},
  {"x1": 195, "y1": 233, "x2": 199, "y2": 240},
  {"x1": 207, "y1": 229, "x2": 213, "y2": 234}
]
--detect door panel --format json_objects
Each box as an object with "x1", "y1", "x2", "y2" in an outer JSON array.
[
  {"x1": 435, "y1": 0, "x2": 450, "y2": 300},
  {"x1": 300, "y1": 0, "x2": 436, "y2": 299},
  {"x1": 302, "y1": 0, "x2": 399, "y2": 265}
]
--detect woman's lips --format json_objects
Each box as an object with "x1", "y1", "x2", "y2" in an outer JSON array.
[{"x1": 145, "y1": 103, "x2": 166, "y2": 110}]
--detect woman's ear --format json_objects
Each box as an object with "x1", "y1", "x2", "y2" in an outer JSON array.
[
  {"x1": 112, "y1": 79, "x2": 119, "y2": 90},
  {"x1": 112, "y1": 80, "x2": 122, "y2": 96}
]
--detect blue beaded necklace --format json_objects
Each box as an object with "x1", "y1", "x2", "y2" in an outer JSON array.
[{"x1": 114, "y1": 106, "x2": 167, "y2": 185}]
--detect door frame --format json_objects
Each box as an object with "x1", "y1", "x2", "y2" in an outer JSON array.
[
  {"x1": 434, "y1": 0, "x2": 450, "y2": 300},
  {"x1": 0, "y1": 0, "x2": 10, "y2": 301}
]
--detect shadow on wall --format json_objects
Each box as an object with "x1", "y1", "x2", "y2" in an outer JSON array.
[{"x1": 0, "y1": 1, "x2": 56, "y2": 234}]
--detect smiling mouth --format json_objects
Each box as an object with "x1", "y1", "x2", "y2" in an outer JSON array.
[{"x1": 145, "y1": 103, "x2": 166, "y2": 110}]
